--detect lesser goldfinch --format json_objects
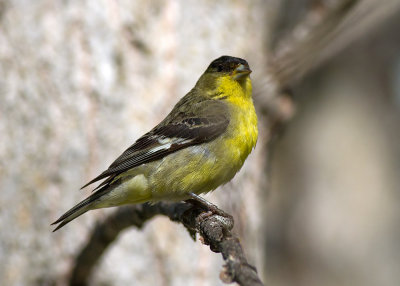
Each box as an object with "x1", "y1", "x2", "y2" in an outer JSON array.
[{"x1": 52, "y1": 55, "x2": 258, "y2": 231}]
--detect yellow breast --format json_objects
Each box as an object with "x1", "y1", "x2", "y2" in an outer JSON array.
[
  {"x1": 224, "y1": 97, "x2": 258, "y2": 167},
  {"x1": 218, "y1": 75, "x2": 258, "y2": 162}
]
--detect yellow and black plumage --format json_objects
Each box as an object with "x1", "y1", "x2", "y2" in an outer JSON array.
[{"x1": 52, "y1": 55, "x2": 258, "y2": 231}]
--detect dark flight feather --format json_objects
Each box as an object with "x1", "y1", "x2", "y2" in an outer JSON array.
[{"x1": 81, "y1": 100, "x2": 229, "y2": 190}]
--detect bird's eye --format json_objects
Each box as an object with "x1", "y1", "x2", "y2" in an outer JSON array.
[{"x1": 217, "y1": 65, "x2": 223, "y2": 72}]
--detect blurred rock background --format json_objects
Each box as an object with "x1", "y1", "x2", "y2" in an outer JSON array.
[{"x1": 0, "y1": 0, "x2": 399, "y2": 285}]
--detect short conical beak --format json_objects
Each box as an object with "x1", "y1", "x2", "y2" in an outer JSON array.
[
  {"x1": 236, "y1": 64, "x2": 251, "y2": 74},
  {"x1": 234, "y1": 64, "x2": 252, "y2": 80}
]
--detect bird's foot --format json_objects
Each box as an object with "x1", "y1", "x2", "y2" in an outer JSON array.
[{"x1": 185, "y1": 193, "x2": 234, "y2": 231}]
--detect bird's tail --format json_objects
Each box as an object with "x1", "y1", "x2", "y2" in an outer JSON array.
[{"x1": 51, "y1": 186, "x2": 109, "y2": 232}]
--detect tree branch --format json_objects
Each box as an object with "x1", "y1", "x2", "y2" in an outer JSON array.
[{"x1": 70, "y1": 203, "x2": 264, "y2": 286}]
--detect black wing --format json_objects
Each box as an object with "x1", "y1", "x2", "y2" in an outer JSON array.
[{"x1": 81, "y1": 101, "x2": 229, "y2": 189}]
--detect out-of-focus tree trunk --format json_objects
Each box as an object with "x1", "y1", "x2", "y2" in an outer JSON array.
[{"x1": 0, "y1": 1, "x2": 270, "y2": 285}]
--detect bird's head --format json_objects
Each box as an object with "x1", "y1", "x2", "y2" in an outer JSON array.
[{"x1": 196, "y1": 56, "x2": 252, "y2": 99}]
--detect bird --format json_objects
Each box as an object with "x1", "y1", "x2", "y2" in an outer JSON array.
[{"x1": 52, "y1": 55, "x2": 258, "y2": 231}]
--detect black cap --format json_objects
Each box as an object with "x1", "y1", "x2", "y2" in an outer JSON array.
[{"x1": 206, "y1": 56, "x2": 249, "y2": 73}]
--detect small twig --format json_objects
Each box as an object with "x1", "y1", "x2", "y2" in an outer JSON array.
[{"x1": 69, "y1": 202, "x2": 264, "y2": 286}]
